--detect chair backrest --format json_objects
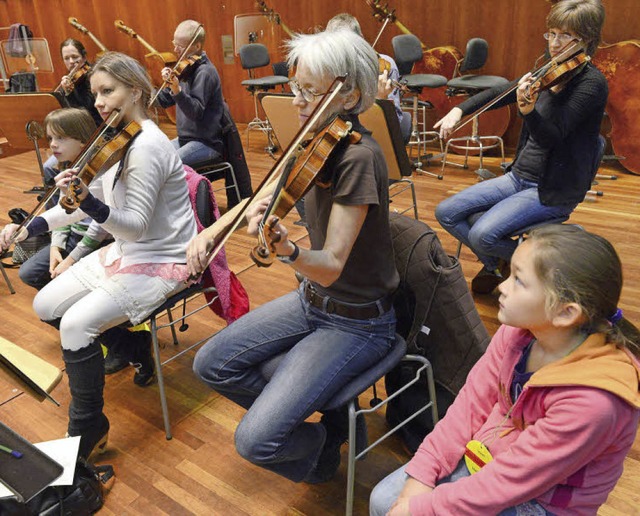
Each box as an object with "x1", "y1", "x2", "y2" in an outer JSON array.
[
  {"x1": 238, "y1": 43, "x2": 270, "y2": 70},
  {"x1": 459, "y1": 38, "x2": 488, "y2": 74},
  {"x1": 272, "y1": 61, "x2": 289, "y2": 78},
  {"x1": 259, "y1": 92, "x2": 298, "y2": 150},
  {"x1": 359, "y1": 99, "x2": 413, "y2": 180},
  {"x1": 389, "y1": 213, "x2": 490, "y2": 393},
  {"x1": 184, "y1": 166, "x2": 215, "y2": 228},
  {"x1": 259, "y1": 93, "x2": 412, "y2": 182},
  {"x1": 392, "y1": 34, "x2": 423, "y2": 76}
]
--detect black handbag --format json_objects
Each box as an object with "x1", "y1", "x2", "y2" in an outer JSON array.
[
  {"x1": 0, "y1": 459, "x2": 114, "y2": 515},
  {"x1": 5, "y1": 208, "x2": 51, "y2": 265}
]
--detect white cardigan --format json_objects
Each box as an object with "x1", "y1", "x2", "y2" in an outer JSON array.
[{"x1": 42, "y1": 120, "x2": 196, "y2": 267}]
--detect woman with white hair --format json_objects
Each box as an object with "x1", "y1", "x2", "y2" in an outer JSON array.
[{"x1": 188, "y1": 29, "x2": 399, "y2": 483}]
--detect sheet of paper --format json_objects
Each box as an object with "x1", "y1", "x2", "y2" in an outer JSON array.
[{"x1": 0, "y1": 435, "x2": 80, "y2": 498}]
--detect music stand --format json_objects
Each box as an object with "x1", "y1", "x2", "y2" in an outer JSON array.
[
  {"x1": 0, "y1": 38, "x2": 54, "y2": 92},
  {"x1": 0, "y1": 92, "x2": 62, "y2": 192},
  {"x1": 234, "y1": 14, "x2": 282, "y2": 56}
]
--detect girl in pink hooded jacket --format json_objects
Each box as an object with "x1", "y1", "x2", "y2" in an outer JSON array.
[{"x1": 370, "y1": 224, "x2": 640, "y2": 515}]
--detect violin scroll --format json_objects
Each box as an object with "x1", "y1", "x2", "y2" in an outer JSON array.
[
  {"x1": 251, "y1": 217, "x2": 281, "y2": 268},
  {"x1": 114, "y1": 20, "x2": 137, "y2": 38},
  {"x1": 68, "y1": 17, "x2": 88, "y2": 34},
  {"x1": 61, "y1": 178, "x2": 86, "y2": 215},
  {"x1": 366, "y1": 0, "x2": 397, "y2": 23}
]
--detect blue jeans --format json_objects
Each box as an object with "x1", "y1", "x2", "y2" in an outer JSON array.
[
  {"x1": 369, "y1": 461, "x2": 551, "y2": 515},
  {"x1": 171, "y1": 138, "x2": 222, "y2": 167},
  {"x1": 19, "y1": 231, "x2": 83, "y2": 290},
  {"x1": 193, "y1": 285, "x2": 396, "y2": 482},
  {"x1": 435, "y1": 172, "x2": 576, "y2": 270}
]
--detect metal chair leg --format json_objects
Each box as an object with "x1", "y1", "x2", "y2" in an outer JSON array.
[
  {"x1": 151, "y1": 316, "x2": 172, "y2": 440},
  {"x1": 0, "y1": 261, "x2": 16, "y2": 294}
]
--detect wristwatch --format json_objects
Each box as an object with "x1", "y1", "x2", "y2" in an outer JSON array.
[{"x1": 277, "y1": 242, "x2": 300, "y2": 264}]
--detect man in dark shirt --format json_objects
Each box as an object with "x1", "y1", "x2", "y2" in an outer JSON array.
[{"x1": 156, "y1": 20, "x2": 225, "y2": 167}]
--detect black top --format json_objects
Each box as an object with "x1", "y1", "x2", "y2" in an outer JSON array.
[
  {"x1": 66, "y1": 72, "x2": 103, "y2": 127},
  {"x1": 458, "y1": 63, "x2": 608, "y2": 207},
  {"x1": 306, "y1": 115, "x2": 399, "y2": 303}
]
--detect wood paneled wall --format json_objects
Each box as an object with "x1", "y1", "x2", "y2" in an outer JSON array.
[{"x1": 1, "y1": 0, "x2": 637, "y2": 145}]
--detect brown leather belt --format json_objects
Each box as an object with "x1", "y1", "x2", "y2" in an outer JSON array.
[{"x1": 303, "y1": 282, "x2": 393, "y2": 320}]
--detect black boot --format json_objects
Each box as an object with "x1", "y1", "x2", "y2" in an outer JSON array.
[
  {"x1": 100, "y1": 327, "x2": 154, "y2": 386},
  {"x1": 99, "y1": 326, "x2": 131, "y2": 374},
  {"x1": 305, "y1": 401, "x2": 368, "y2": 484},
  {"x1": 129, "y1": 330, "x2": 155, "y2": 387},
  {"x1": 63, "y1": 341, "x2": 109, "y2": 460}
]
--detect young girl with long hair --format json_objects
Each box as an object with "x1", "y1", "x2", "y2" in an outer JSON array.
[{"x1": 370, "y1": 224, "x2": 640, "y2": 515}]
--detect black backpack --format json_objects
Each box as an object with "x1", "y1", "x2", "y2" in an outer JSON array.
[
  {"x1": 385, "y1": 214, "x2": 490, "y2": 452},
  {"x1": 0, "y1": 459, "x2": 113, "y2": 515}
]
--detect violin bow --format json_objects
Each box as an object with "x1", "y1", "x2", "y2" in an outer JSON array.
[
  {"x1": 189, "y1": 76, "x2": 348, "y2": 281},
  {"x1": 148, "y1": 24, "x2": 204, "y2": 108},
  {"x1": 449, "y1": 40, "x2": 584, "y2": 137}
]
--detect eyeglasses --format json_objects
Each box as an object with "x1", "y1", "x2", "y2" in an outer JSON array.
[
  {"x1": 289, "y1": 79, "x2": 329, "y2": 103},
  {"x1": 543, "y1": 32, "x2": 579, "y2": 43}
]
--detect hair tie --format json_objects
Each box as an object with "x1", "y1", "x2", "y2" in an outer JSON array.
[{"x1": 607, "y1": 308, "x2": 623, "y2": 326}]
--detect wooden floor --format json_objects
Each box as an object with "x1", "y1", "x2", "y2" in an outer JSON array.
[{"x1": 0, "y1": 125, "x2": 638, "y2": 515}]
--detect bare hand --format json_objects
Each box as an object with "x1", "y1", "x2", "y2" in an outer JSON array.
[
  {"x1": 55, "y1": 168, "x2": 88, "y2": 202},
  {"x1": 49, "y1": 246, "x2": 64, "y2": 274},
  {"x1": 245, "y1": 196, "x2": 272, "y2": 235},
  {"x1": 517, "y1": 72, "x2": 538, "y2": 116},
  {"x1": 387, "y1": 497, "x2": 411, "y2": 516},
  {"x1": 186, "y1": 231, "x2": 216, "y2": 277},
  {"x1": 0, "y1": 223, "x2": 27, "y2": 252},
  {"x1": 161, "y1": 67, "x2": 180, "y2": 94},
  {"x1": 434, "y1": 107, "x2": 463, "y2": 140},
  {"x1": 51, "y1": 255, "x2": 76, "y2": 278},
  {"x1": 60, "y1": 75, "x2": 73, "y2": 94},
  {"x1": 265, "y1": 216, "x2": 292, "y2": 257},
  {"x1": 377, "y1": 69, "x2": 394, "y2": 99}
]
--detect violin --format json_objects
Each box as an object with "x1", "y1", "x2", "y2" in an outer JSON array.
[
  {"x1": 54, "y1": 61, "x2": 91, "y2": 96},
  {"x1": 378, "y1": 56, "x2": 408, "y2": 93},
  {"x1": 449, "y1": 40, "x2": 586, "y2": 138},
  {"x1": 60, "y1": 112, "x2": 142, "y2": 213},
  {"x1": 168, "y1": 54, "x2": 203, "y2": 81},
  {"x1": 527, "y1": 50, "x2": 590, "y2": 97},
  {"x1": 251, "y1": 115, "x2": 361, "y2": 267}
]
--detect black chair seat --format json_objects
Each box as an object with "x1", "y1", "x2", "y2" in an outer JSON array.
[
  {"x1": 404, "y1": 74, "x2": 448, "y2": 90},
  {"x1": 447, "y1": 74, "x2": 509, "y2": 91},
  {"x1": 241, "y1": 76, "x2": 289, "y2": 89},
  {"x1": 145, "y1": 283, "x2": 204, "y2": 321},
  {"x1": 324, "y1": 335, "x2": 408, "y2": 411}
]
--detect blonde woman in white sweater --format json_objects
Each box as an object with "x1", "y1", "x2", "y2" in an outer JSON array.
[{"x1": 0, "y1": 52, "x2": 197, "y2": 459}]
